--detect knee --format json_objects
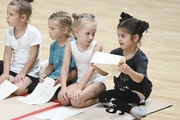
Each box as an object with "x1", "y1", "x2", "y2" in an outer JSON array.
[
  {"x1": 71, "y1": 99, "x2": 84, "y2": 108},
  {"x1": 71, "y1": 102, "x2": 83, "y2": 108},
  {"x1": 14, "y1": 89, "x2": 27, "y2": 96},
  {"x1": 57, "y1": 96, "x2": 71, "y2": 106}
]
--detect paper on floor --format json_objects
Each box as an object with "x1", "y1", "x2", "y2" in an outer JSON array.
[
  {"x1": 35, "y1": 106, "x2": 83, "y2": 120},
  {"x1": 0, "y1": 80, "x2": 18, "y2": 100},
  {"x1": 18, "y1": 77, "x2": 60, "y2": 105}
]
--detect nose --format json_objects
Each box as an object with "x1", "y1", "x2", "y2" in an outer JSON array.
[
  {"x1": 49, "y1": 29, "x2": 51, "y2": 34},
  {"x1": 118, "y1": 36, "x2": 122, "y2": 42},
  {"x1": 89, "y1": 34, "x2": 93, "y2": 40}
]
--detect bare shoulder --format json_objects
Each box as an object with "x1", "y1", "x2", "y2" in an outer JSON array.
[{"x1": 94, "y1": 41, "x2": 103, "y2": 52}]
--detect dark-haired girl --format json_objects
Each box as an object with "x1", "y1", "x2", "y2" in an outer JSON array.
[{"x1": 98, "y1": 12, "x2": 153, "y2": 120}]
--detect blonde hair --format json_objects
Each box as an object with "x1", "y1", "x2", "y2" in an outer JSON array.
[
  {"x1": 72, "y1": 13, "x2": 97, "y2": 30},
  {"x1": 9, "y1": 0, "x2": 33, "y2": 22},
  {"x1": 49, "y1": 11, "x2": 73, "y2": 38}
]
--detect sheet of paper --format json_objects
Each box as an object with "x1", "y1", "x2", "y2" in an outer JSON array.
[
  {"x1": 90, "y1": 51, "x2": 126, "y2": 77},
  {"x1": 18, "y1": 77, "x2": 60, "y2": 105},
  {"x1": 35, "y1": 106, "x2": 83, "y2": 120},
  {"x1": 0, "y1": 80, "x2": 18, "y2": 100}
]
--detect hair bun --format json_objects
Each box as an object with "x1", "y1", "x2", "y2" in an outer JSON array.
[
  {"x1": 119, "y1": 12, "x2": 133, "y2": 23},
  {"x1": 72, "y1": 13, "x2": 79, "y2": 19},
  {"x1": 136, "y1": 20, "x2": 149, "y2": 33}
]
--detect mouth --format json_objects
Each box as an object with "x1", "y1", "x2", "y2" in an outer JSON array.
[{"x1": 120, "y1": 43, "x2": 124, "y2": 46}]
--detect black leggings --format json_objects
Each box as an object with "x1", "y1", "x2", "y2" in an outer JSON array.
[{"x1": 98, "y1": 89, "x2": 146, "y2": 114}]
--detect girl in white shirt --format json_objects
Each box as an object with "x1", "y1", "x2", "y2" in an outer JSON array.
[{"x1": 0, "y1": 0, "x2": 42, "y2": 95}]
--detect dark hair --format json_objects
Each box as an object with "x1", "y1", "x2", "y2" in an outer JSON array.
[
  {"x1": 117, "y1": 12, "x2": 149, "y2": 41},
  {"x1": 9, "y1": 0, "x2": 34, "y2": 22}
]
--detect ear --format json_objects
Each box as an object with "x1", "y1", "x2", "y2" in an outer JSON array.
[
  {"x1": 73, "y1": 28, "x2": 78, "y2": 36},
  {"x1": 21, "y1": 14, "x2": 27, "y2": 22},
  {"x1": 63, "y1": 27, "x2": 68, "y2": 34},
  {"x1": 132, "y1": 34, "x2": 139, "y2": 42}
]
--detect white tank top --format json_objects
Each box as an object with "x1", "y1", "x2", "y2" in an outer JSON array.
[{"x1": 71, "y1": 40, "x2": 105, "y2": 86}]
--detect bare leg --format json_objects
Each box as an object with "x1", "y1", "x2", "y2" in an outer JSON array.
[
  {"x1": 71, "y1": 82, "x2": 105, "y2": 108},
  {"x1": 58, "y1": 83, "x2": 78, "y2": 105},
  {"x1": 13, "y1": 77, "x2": 32, "y2": 95}
]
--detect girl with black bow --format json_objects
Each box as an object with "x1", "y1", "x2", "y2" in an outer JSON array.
[{"x1": 98, "y1": 12, "x2": 153, "y2": 120}]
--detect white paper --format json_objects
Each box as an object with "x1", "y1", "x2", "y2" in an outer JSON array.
[
  {"x1": 35, "y1": 106, "x2": 83, "y2": 120},
  {"x1": 90, "y1": 51, "x2": 126, "y2": 77},
  {"x1": 18, "y1": 77, "x2": 60, "y2": 105},
  {"x1": 0, "y1": 80, "x2": 18, "y2": 100}
]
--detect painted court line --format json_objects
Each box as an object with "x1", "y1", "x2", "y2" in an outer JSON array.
[{"x1": 11, "y1": 101, "x2": 62, "y2": 120}]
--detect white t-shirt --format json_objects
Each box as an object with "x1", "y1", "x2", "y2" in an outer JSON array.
[{"x1": 4, "y1": 24, "x2": 42, "y2": 78}]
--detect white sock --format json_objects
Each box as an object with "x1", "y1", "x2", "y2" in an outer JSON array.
[
  {"x1": 139, "y1": 105, "x2": 147, "y2": 117},
  {"x1": 131, "y1": 106, "x2": 142, "y2": 120}
]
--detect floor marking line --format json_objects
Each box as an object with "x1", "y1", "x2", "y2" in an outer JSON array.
[{"x1": 11, "y1": 102, "x2": 62, "y2": 120}]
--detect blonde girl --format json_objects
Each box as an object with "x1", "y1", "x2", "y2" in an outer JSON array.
[
  {"x1": 39, "y1": 11, "x2": 77, "y2": 98},
  {"x1": 58, "y1": 13, "x2": 106, "y2": 108}
]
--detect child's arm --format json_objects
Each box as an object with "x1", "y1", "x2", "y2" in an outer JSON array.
[
  {"x1": 40, "y1": 64, "x2": 54, "y2": 82},
  {"x1": 54, "y1": 67, "x2": 77, "y2": 86},
  {"x1": 60, "y1": 43, "x2": 72, "y2": 88},
  {"x1": 91, "y1": 63, "x2": 109, "y2": 76},
  {"x1": 3, "y1": 46, "x2": 12, "y2": 74},
  {"x1": 67, "y1": 67, "x2": 77, "y2": 81},
  {"x1": 118, "y1": 63, "x2": 144, "y2": 83},
  {"x1": 0, "y1": 46, "x2": 12, "y2": 83}
]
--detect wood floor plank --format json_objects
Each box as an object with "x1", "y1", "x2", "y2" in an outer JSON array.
[{"x1": 0, "y1": 0, "x2": 179, "y2": 120}]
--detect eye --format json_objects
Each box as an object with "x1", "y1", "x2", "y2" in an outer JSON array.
[
  {"x1": 86, "y1": 32, "x2": 90, "y2": 35},
  {"x1": 122, "y1": 35, "x2": 126, "y2": 38}
]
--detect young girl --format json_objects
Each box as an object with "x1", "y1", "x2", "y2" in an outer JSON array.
[
  {"x1": 98, "y1": 12, "x2": 153, "y2": 120},
  {"x1": 0, "y1": 0, "x2": 42, "y2": 95},
  {"x1": 58, "y1": 13, "x2": 106, "y2": 108},
  {"x1": 39, "y1": 11, "x2": 77, "y2": 97}
]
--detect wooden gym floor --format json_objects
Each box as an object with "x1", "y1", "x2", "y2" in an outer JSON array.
[{"x1": 0, "y1": 0, "x2": 180, "y2": 120}]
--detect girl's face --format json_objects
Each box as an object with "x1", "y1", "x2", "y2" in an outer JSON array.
[
  {"x1": 117, "y1": 28, "x2": 136, "y2": 50},
  {"x1": 76, "y1": 23, "x2": 97, "y2": 46},
  {"x1": 48, "y1": 19, "x2": 65, "y2": 40},
  {"x1": 6, "y1": 5, "x2": 21, "y2": 27}
]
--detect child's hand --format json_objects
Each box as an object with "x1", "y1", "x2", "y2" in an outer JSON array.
[
  {"x1": 71, "y1": 88, "x2": 82, "y2": 102},
  {"x1": 58, "y1": 88, "x2": 69, "y2": 104},
  {"x1": 39, "y1": 73, "x2": 46, "y2": 83},
  {"x1": 118, "y1": 63, "x2": 131, "y2": 75},
  {"x1": 0, "y1": 73, "x2": 10, "y2": 84},
  {"x1": 14, "y1": 72, "x2": 25, "y2": 83}
]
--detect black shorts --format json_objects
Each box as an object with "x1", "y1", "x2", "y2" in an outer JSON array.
[
  {"x1": 0, "y1": 60, "x2": 39, "y2": 94},
  {"x1": 9, "y1": 71, "x2": 39, "y2": 94}
]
